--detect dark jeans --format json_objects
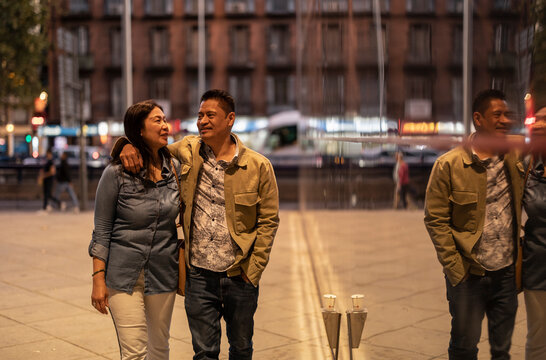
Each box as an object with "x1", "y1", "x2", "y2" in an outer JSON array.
[
  {"x1": 185, "y1": 266, "x2": 259, "y2": 360},
  {"x1": 42, "y1": 178, "x2": 59, "y2": 209},
  {"x1": 446, "y1": 265, "x2": 518, "y2": 360}
]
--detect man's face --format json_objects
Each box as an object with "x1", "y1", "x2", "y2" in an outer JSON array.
[
  {"x1": 197, "y1": 99, "x2": 234, "y2": 143},
  {"x1": 473, "y1": 99, "x2": 512, "y2": 136}
]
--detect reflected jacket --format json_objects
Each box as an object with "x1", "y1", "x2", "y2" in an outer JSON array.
[
  {"x1": 167, "y1": 134, "x2": 280, "y2": 286},
  {"x1": 424, "y1": 143, "x2": 524, "y2": 286}
]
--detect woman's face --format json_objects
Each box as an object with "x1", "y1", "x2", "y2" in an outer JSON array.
[{"x1": 141, "y1": 107, "x2": 169, "y2": 152}]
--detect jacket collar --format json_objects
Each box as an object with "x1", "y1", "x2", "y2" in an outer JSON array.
[{"x1": 193, "y1": 133, "x2": 248, "y2": 168}]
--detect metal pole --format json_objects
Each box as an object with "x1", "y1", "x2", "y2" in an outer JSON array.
[
  {"x1": 197, "y1": 0, "x2": 206, "y2": 100},
  {"x1": 79, "y1": 85, "x2": 88, "y2": 211},
  {"x1": 373, "y1": 0, "x2": 385, "y2": 135},
  {"x1": 463, "y1": 0, "x2": 473, "y2": 136},
  {"x1": 122, "y1": 0, "x2": 133, "y2": 111}
]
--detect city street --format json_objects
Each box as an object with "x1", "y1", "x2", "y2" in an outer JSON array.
[{"x1": 0, "y1": 209, "x2": 527, "y2": 360}]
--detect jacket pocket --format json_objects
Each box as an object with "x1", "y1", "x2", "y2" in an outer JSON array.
[
  {"x1": 234, "y1": 192, "x2": 259, "y2": 233},
  {"x1": 449, "y1": 190, "x2": 478, "y2": 232}
]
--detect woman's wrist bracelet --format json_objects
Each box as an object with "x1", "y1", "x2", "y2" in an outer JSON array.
[{"x1": 92, "y1": 269, "x2": 105, "y2": 277}]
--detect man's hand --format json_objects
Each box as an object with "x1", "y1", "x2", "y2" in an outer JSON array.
[{"x1": 120, "y1": 143, "x2": 143, "y2": 173}]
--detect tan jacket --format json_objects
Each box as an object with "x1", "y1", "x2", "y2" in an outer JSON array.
[
  {"x1": 424, "y1": 143, "x2": 524, "y2": 286},
  {"x1": 168, "y1": 134, "x2": 280, "y2": 286}
]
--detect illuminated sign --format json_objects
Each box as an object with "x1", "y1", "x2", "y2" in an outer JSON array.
[{"x1": 401, "y1": 121, "x2": 438, "y2": 135}]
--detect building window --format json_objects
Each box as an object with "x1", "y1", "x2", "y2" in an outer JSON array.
[
  {"x1": 491, "y1": 77, "x2": 506, "y2": 92},
  {"x1": 408, "y1": 24, "x2": 431, "y2": 64},
  {"x1": 493, "y1": 0, "x2": 512, "y2": 11},
  {"x1": 229, "y1": 74, "x2": 252, "y2": 114},
  {"x1": 322, "y1": 23, "x2": 344, "y2": 65},
  {"x1": 188, "y1": 73, "x2": 210, "y2": 114},
  {"x1": 323, "y1": 72, "x2": 345, "y2": 115},
  {"x1": 81, "y1": 77, "x2": 92, "y2": 121},
  {"x1": 68, "y1": 0, "x2": 89, "y2": 14},
  {"x1": 150, "y1": 27, "x2": 170, "y2": 66},
  {"x1": 451, "y1": 77, "x2": 462, "y2": 121},
  {"x1": 447, "y1": 0, "x2": 463, "y2": 13},
  {"x1": 144, "y1": 0, "x2": 172, "y2": 16},
  {"x1": 353, "y1": 0, "x2": 390, "y2": 13},
  {"x1": 72, "y1": 26, "x2": 89, "y2": 55},
  {"x1": 360, "y1": 73, "x2": 380, "y2": 116},
  {"x1": 105, "y1": 0, "x2": 123, "y2": 16},
  {"x1": 452, "y1": 25, "x2": 462, "y2": 64},
  {"x1": 265, "y1": 0, "x2": 295, "y2": 13},
  {"x1": 357, "y1": 23, "x2": 387, "y2": 64},
  {"x1": 407, "y1": 76, "x2": 432, "y2": 100},
  {"x1": 406, "y1": 0, "x2": 434, "y2": 13},
  {"x1": 150, "y1": 77, "x2": 170, "y2": 100},
  {"x1": 186, "y1": 25, "x2": 210, "y2": 66},
  {"x1": 110, "y1": 78, "x2": 123, "y2": 117},
  {"x1": 267, "y1": 25, "x2": 290, "y2": 64},
  {"x1": 322, "y1": 0, "x2": 348, "y2": 13},
  {"x1": 230, "y1": 25, "x2": 251, "y2": 65},
  {"x1": 185, "y1": 0, "x2": 214, "y2": 15},
  {"x1": 266, "y1": 74, "x2": 295, "y2": 114},
  {"x1": 494, "y1": 24, "x2": 512, "y2": 53},
  {"x1": 225, "y1": 0, "x2": 255, "y2": 15},
  {"x1": 110, "y1": 27, "x2": 122, "y2": 66}
]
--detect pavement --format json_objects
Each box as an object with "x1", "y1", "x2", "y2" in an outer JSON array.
[{"x1": 0, "y1": 209, "x2": 527, "y2": 360}]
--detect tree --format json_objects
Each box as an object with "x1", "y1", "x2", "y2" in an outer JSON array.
[{"x1": 0, "y1": 0, "x2": 49, "y2": 125}]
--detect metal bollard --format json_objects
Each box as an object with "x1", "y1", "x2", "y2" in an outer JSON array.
[{"x1": 322, "y1": 294, "x2": 342, "y2": 360}]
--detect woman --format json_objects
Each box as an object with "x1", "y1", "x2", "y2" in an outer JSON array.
[
  {"x1": 522, "y1": 106, "x2": 546, "y2": 360},
  {"x1": 89, "y1": 100, "x2": 181, "y2": 360}
]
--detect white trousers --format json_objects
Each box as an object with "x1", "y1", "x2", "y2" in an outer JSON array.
[
  {"x1": 524, "y1": 289, "x2": 546, "y2": 360},
  {"x1": 108, "y1": 272, "x2": 176, "y2": 360}
]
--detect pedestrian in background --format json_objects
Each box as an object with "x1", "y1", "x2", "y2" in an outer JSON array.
[
  {"x1": 54, "y1": 152, "x2": 79, "y2": 213},
  {"x1": 397, "y1": 151, "x2": 410, "y2": 209},
  {"x1": 89, "y1": 100, "x2": 181, "y2": 360},
  {"x1": 522, "y1": 105, "x2": 546, "y2": 360},
  {"x1": 424, "y1": 89, "x2": 523, "y2": 360},
  {"x1": 38, "y1": 149, "x2": 60, "y2": 213}
]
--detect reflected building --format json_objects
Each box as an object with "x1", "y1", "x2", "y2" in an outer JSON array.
[
  {"x1": 47, "y1": 0, "x2": 530, "y2": 208},
  {"x1": 48, "y1": 0, "x2": 526, "y2": 125}
]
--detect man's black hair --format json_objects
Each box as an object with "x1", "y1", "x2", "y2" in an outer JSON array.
[
  {"x1": 472, "y1": 89, "x2": 506, "y2": 115},
  {"x1": 200, "y1": 89, "x2": 235, "y2": 115}
]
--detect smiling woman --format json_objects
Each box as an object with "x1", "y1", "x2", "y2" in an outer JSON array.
[{"x1": 88, "y1": 99, "x2": 182, "y2": 360}]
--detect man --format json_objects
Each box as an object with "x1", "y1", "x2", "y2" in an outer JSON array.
[
  {"x1": 39, "y1": 149, "x2": 60, "y2": 212},
  {"x1": 396, "y1": 151, "x2": 410, "y2": 209},
  {"x1": 54, "y1": 152, "x2": 79, "y2": 212},
  {"x1": 424, "y1": 89, "x2": 523, "y2": 360},
  {"x1": 115, "y1": 90, "x2": 280, "y2": 360}
]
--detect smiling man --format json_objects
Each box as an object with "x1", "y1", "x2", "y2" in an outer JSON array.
[
  {"x1": 115, "y1": 89, "x2": 279, "y2": 360},
  {"x1": 424, "y1": 89, "x2": 524, "y2": 360}
]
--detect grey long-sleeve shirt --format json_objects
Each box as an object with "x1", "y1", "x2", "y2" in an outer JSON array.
[{"x1": 89, "y1": 156, "x2": 181, "y2": 295}]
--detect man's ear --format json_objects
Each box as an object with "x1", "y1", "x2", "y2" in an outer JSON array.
[
  {"x1": 472, "y1": 112, "x2": 482, "y2": 130},
  {"x1": 227, "y1": 112, "x2": 235, "y2": 128}
]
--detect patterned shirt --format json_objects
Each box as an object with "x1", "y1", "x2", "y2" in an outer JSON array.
[
  {"x1": 190, "y1": 140, "x2": 240, "y2": 272},
  {"x1": 473, "y1": 154, "x2": 514, "y2": 271}
]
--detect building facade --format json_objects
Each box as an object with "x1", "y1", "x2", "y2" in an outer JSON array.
[{"x1": 48, "y1": 0, "x2": 525, "y2": 130}]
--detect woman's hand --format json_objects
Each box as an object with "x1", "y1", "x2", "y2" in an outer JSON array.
[{"x1": 91, "y1": 276, "x2": 109, "y2": 314}]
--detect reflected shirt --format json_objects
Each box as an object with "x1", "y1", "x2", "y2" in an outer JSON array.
[{"x1": 473, "y1": 154, "x2": 514, "y2": 271}]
